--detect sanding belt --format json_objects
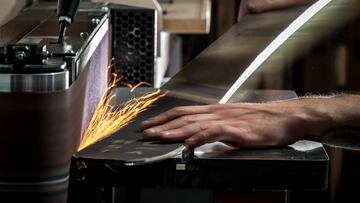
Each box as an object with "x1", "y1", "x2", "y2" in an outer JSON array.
[{"x1": 0, "y1": 28, "x2": 109, "y2": 202}]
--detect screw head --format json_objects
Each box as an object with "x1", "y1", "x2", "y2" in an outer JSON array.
[
  {"x1": 101, "y1": 6, "x2": 109, "y2": 12},
  {"x1": 80, "y1": 32, "x2": 89, "y2": 38},
  {"x1": 15, "y1": 51, "x2": 26, "y2": 60},
  {"x1": 91, "y1": 18, "x2": 100, "y2": 25}
]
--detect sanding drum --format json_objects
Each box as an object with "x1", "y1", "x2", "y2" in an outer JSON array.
[{"x1": 0, "y1": 6, "x2": 110, "y2": 202}]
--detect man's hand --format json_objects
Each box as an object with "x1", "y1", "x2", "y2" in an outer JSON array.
[
  {"x1": 239, "y1": 0, "x2": 317, "y2": 20},
  {"x1": 139, "y1": 96, "x2": 353, "y2": 148}
]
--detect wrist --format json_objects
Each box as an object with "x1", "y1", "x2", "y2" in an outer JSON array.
[
  {"x1": 296, "y1": 94, "x2": 360, "y2": 141},
  {"x1": 293, "y1": 97, "x2": 338, "y2": 141}
]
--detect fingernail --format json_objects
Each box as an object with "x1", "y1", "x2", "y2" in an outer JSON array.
[
  {"x1": 161, "y1": 131, "x2": 170, "y2": 136},
  {"x1": 141, "y1": 121, "x2": 150, "y2": 125},
  {"x1": 144, "y1": 128, "x2": 157, "y2": 135}
]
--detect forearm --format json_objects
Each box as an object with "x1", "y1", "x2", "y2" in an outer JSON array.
[{"x1": 297, "y1": 94, "x2": 360, "y2": 141}]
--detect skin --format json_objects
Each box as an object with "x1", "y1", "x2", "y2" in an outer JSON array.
[
  {"x1": 140, "y1": 94, "x2": 360, "y2": 148},
  {"x1": 140, "y1": 0, "x2": 360, "y2": 149}
]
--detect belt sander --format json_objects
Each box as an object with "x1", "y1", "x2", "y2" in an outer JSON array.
[{"x1": 0, "y1": 0, "x2": 158, "y2": 202}]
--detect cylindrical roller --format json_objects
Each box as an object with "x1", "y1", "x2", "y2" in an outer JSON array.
[{"x1": 57, "y1": 0, "x2": 80, "y2": 23}]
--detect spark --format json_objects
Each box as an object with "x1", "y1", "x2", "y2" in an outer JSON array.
[{"x1": 78, "y1": 62, "x2": 166, "y2": 151}]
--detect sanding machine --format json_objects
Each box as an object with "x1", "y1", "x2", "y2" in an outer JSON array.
[
  {"x1": 0, "y1": 0, "x2": 159, "y2": 202},
  {"x1": 2, "y1": 0, "x2": 360, "y2": 202}
]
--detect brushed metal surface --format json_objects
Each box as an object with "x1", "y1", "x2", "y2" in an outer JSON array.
[
  {"x1": 162, "y1": 7, "x2": 304, "y2": 103},
  {"x1": 163, "y1": 0, "x2": 360, "y2": 103}
]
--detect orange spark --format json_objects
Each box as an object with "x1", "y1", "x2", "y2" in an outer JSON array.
[{"x1": 78, "y1": 66, "x2": 166, "y2": 151}]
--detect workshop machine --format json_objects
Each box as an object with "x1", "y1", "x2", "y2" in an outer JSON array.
[
  {"x1": 0, "y1": 0, "x2": 158, "y2": 202},
  {"x1": 1, "y1": 0, "x2": 360, "y2": 202},
  {"x1": 70, "y1": 0, "x2": 360, "y2": 203}
]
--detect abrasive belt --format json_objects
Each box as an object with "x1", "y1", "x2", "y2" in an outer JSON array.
[
  {"x1": 0, "y1": 65, "x2": 88, "y2": 201},
  {"x1": 0, "y1": 29, "x2": 109, "y2": 202}
]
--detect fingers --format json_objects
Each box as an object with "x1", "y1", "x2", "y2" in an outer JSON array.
[
  {"x1": 140, "y1": 104, "x2": 262, "y2": 147},
  {"x1": 139, "y1": 105, "x2": 212, "y2": 130},
  {"x1": 138, "y1": 100, "x2": 306, "y2": 148},
  {"x1": 143, "y1": 122, "x2": 208, "y2": 142},
  {"x1": 142, "y1": 113, "x2": 220, "y2": 136}
]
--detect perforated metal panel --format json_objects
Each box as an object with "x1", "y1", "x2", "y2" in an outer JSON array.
[{"x1": 111, "y1": 5, "x2": 156, "y2": 86}]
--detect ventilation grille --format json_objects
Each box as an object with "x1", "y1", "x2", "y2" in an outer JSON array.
[{"x1": 113, "y1": 8, "x2": 156, "y2": 86}]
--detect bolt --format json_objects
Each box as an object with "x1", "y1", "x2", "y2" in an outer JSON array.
[
  {"x1": 91, "y1": 18, "x2": 100, "y2": 25},
  {"x1": 80, "y1": 32, "x2": 89, "y2": 38},
  {"x1": 15, "y1": 51, "x2": 26, "y2": 60},
  {"x1": 101, "y1": 6, "x2": 109, "y2": 12},
  {"x1": 42, "y1": 50, "x2": 49, "y2": 57}
]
